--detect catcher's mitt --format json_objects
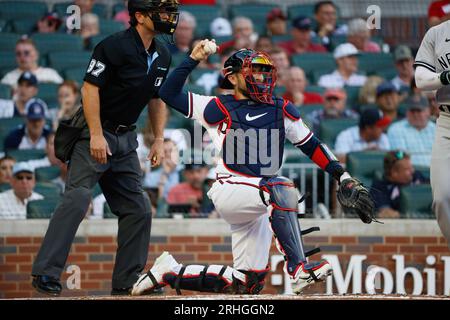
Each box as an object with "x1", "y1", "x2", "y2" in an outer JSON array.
[{"x1": 337, "y1": 178, "x2": 377, "y2": 224}]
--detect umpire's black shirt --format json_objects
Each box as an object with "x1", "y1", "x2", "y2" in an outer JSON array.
[{"x1": 83, "y1": 27, "x2": 171, "y2": 126}]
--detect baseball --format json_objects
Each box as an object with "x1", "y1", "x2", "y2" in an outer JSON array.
[{"x1": 203, "y1": 40, "x2": 218, "y2": 55}]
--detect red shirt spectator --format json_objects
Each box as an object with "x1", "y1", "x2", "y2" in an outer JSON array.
[
  {"x1": 428, "y1": 0, "x2": 450, "y2": 26},
  {"x1": 167, "y1": 182, "x2": 203, "y2": 204},
  {"x1": 283, "y1": 92, "x2": 324, "y2": 105},
  {"x1": 281, "y1": 66, "x2": 324, "y2": 106}
]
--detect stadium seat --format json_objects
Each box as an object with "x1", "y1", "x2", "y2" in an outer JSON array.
[
  {"x1": 319, "y1": 118, "x2": 358, "y2": 148},
  {"x1": 399, "y1": 184, "x2": 433, "y2": 218},
  {"x1": 0, "y1": 19, "x2": 7, "y2": 32},
  {"x1": 214, "y1": 35, "x2": 233, "y2": 45},
  {"x1": 305, "y1": 86, "x2": 326, "y2": 95},
  {"x1": 53, "y1": 2, "x2": 108, "y2": 19},
  {"x1": 64, "y1": 67, "x2": 86, "y2": 84},
  {"x1": 37, "y1": 83, "x2": 59, "y2": 105},
  {"x1": 11, "y1": 19, "x2": 36, "y2": 34},
  {"x1": 6, "y1": 149, "x2": 46, "y2": 162},
  {"x1": 298, "y1": 104, "x2": 324, "y2": 118},
  {"x1": 358, "y1": 53, "x2": 395, "y2": 75},
  {"x1": 291, "y1": 53, "x2": 335, "y2": 77},
  {"x1": 27, "y1": 198, "x2": 60, "y2": 219},
  {"x1": 194, "y1": 20, "x2": 211, "y2": 38},
  {"x1": 171, "y1": 52, "x2": 189, "y2": 68},
  {"x1": 99, "y1": 19, "x2": 125, "y2": 35},
  {"x1": 346, "y1": 151, "x2": 386, "y2": 187},
  {"x1": 112, "y1": 3, "x2": 126, "y2": 16},
  {"x1": 35, "y1": 182, "x2": 62, "y2": 198},
  {"x1": 414, "y1": 165, "x2": 430, "y2": 179},
  {"x1": 0, "y1": 1, "x2": 47, "y2": 20},
  {"x1": 344, "y1": 86, "x2": 363, "y2": 108},
  {"x1": 0, "y1": 183, "x2": 11, "y2": 192},
  {"x1": 190, "y1": 68, "x2": 216, "y2": 84},
  {"x1": 88, "y1": 34, "x2": 107, "y2": 49},
  {"x1": 0, "y1": 33, "x2": 21, "y2": 52},
  {"x1": 271, "y1": 34, "x2": 292, "y2": 44},
  {"x1": 182, "y1": 5, "x2": 221, "y2": 24},
  {"x1": 35, "y1": 166, "x2": 61, "y2": 182},
  {"x1": 184, "y1": 83, "x2": 206, "y2": 95},
  {"x1": 228, "y1": 4, "x2": 277, "y2": 22},
  {"x1": 32, "y1": 34, "x2": 84, "y2": 55},
  {"x1": 48, "y1": 51, "x2": 91, "y2": 72},
  {"x1": 0, "y1": 118, "x2": 24, "y2": 152},
  {"x1": 0, "y1": 83, "x2": 11, "y2": 99}
]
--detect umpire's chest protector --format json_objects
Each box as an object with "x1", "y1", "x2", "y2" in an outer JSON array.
[{"x1": 217, "y1": 96, "x2": 286, "y2": 177}]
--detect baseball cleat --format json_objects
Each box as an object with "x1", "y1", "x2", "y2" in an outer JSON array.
[
  {"x1": 131, "y1": 251, "x2": 179, "y2": 296},
  {"x1": 292, "y1": 259, "x2": 333, "y2": 294}
]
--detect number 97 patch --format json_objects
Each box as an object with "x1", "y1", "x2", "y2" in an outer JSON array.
[{"x1": 86, "y1": 59, "x2": 106, "y2": 77}]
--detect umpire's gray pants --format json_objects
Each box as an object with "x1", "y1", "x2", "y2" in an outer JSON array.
[
  {"x1": 431, "y1": 112, "x2": 450, "y2": 247},
  {"x1": 32, "y1": 128, "x2": 152, "y2": 288}
]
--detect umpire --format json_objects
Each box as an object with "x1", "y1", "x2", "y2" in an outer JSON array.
[{"x1": 31, "y1": 0, "x2": 179, "y2": 296}]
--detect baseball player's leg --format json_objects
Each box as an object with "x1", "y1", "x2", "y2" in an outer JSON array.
[
  {"x1": 99, "y1": 131, "x2": 152, "y2": 291},
  {"x1": 32, "y1": 138, "x2": 104, "y2": 281},
  {"x1": 431, "y1": 113, "x2": 450, "y2": 245}
]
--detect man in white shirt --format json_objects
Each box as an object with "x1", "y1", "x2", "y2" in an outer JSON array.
[
  {"x1": 318, "y1": 43, "x2": 367, "y2": 88},
  {"x1": 0, "y1": 37, "x2": 63, "y2": 88},
  {"x1": 391, "y1": 45, "x2": 414, "y2": 93},
  {"x1": 335, "y1": 108, "x2": 391, "y2": 163},
  {"x1": 0, "y1": 71, "x2": 39, "y2": 118},
  {"x1": 0, "y1": 162, "x2": 44, "y2": 219}
]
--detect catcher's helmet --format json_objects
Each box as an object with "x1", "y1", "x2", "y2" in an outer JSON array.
[
  {"x1": 220, "y1": 49, "x2": 277, "y2": 104},
  {"x1": 128, "y1": 0, "x2": 180, "y2": 35}
]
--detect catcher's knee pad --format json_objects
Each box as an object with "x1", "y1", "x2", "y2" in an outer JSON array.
[{"x1": 259, "y1": 176, "x2": 320, "y2": 276}]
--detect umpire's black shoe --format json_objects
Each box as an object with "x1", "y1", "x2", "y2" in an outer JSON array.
[{"x1": 32, "y1": 275, "x2": 62, "y2": 296}]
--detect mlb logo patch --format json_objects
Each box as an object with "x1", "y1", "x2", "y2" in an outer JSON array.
[{"x1": 155, "y1": 77, "x2": 163, "y2": 87}]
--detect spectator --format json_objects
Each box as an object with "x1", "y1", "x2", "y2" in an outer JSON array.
[
  {"x1": 268, "y1": 47, "x2": 291, "y2": 86},
  {"x1": 51, "y1": 80, "x2": 80, "y2": 130},
  {"x1": 169, "y1": 11, "x2": 196, "y2": 54},
  {"x1": 307, "y1": 88, "x2": 359, "y2": 136},
  {"x1": 334, "y1": 108, "x2": 391, "y2": 162},
  {"x1": 75, "y1": 0, "x2": 96, "y2": 15},
  {"x1": 391, "y1": 45, "x2": 415, "y2": 93},
  {"x1": 167, "y1": 163, "x2": 209, "y2": 217},
  {"x1": 0, "y1": 72, "x2": 38, "y2": 118},
  {"x1": 282, "y1": 66, "x2": 324, "y2": 106},
  {"x1": 387, "y1": 95, "x2": 436, "y2": 167},
  {"x1": 0, "y1": 156, "x2": 16, "y2": 187},
  {"x1": 218, "y1": 17, "x2": 257, "y2": 54},
  {"x1": 80, "y1": 13, "x2": 100, "y2": 49},
  {"x1": 35, "y1": 12, "x2": 62, "y2": 34},
  {"x1": 255, "y1": 36, "x2": 274, "y2": 53},
  {"x1": 114, "y1": 0, "x2": 130, "y2": 28},
  {"x1": 370, "y1": 150, "x2": 429, "y2": 219},
  {"x1": 210, "y1": 17, "x2": 232, "y2": 38},
  {"x1": 428, "y1": 0, "x2": 450, "y2": 27},
  {"x1": 279, "y1": 16, "x2": 327, "y2": 56},
  {"x1": 266, "y1": 8, "x2": 288, "y2": 36},
  {"x1": 0, "y1": 38, "x2": 63, "y2": 88},
  {"x1": 312, "y1": 1, "x2": 347, "y2": 51},
  {"x1": 375, "y1": 81, "x2": 401, "y2": 121},
  {"x1": 4, "y1": 99, "x2": 52, "y2": 151},
  {"x1": 318, "y1": 43, "x2": 367, "y2": 88},
  {"x1": 0, "y1": 163, "x2": 44, "y2": 219},
  {"x1": 346, "y1": 18, "x2": 381, "y2": 53},
  {"x1": 358, "y1": 75, "x2": 384, "y2": 106}
]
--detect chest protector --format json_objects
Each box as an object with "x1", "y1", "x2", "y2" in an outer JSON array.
[{"x1": 216, "y1": 95, "x2": 286, "y2": 177}]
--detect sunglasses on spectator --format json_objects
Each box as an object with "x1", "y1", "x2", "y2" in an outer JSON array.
[
  {"x1": 16, "y1": 50, "x2": 31, "y2": 57},
  {"x1": 15, "y1": 175, "x2": 33, "y2": 181}
]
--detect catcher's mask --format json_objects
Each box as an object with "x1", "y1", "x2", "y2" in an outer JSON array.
[
  {"x1": 128, "y1": 0, "x2": 180, "y2": 35},
  {"x1": 220, "y1": 49, "x2": 277, "y2": 104}
]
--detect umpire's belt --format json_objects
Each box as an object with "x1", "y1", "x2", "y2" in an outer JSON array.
[
  {"x1": 439, "y1": 105, "x2": 450, "y2": 113},
  {"x1": 102, "y1": 120, "x2": 136, "y2": 134}
]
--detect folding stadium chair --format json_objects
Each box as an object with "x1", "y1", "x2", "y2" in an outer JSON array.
[
  {"x1": 345, "y1": 151, "x2": 387, "y2": 187},
  {"x1": 298, "y1": 104, "x2": 324, "y2": 118},
  {"x1": 6, "y1": 149, "x2": 47, "y2": 162},
  {"x1": 228, "y1": 4, "x2": 277, "y2": 22},
  {"x1": 182, "y1": 5, "x2": 222, "y2": 24},
  {"x1": 35, "y1": 166, "x2": 61, "y2": 183},
  {"x1": 27, "y1": 198, "x2": 60, "y2": 219},
  {"x1": 11, "y1": 19, "x2": 36, "y2": 34},
  {"x1": 32, "y1": 34, "x2": 84, "y2": 56},
  {"x1": 99, "y1": 19, "x2": 126, "y2": 36},
  {"x1": 319, "y1": 118, "x2": 358, "y2": 148},
  {"x1": 0, "y1": 83, "x2": 11, "y2": 99},
  {"x1": 358, "y1": 53, "x2": 395, "y2": 75},
  {"x1": 0, "y1": 19, "x2": 7, "y2": 32},
  {"x1": 48, "y1": 51, "x2": 91, "y2": 72},
  {"x1": 64, "y1": 68, "x2": 86, "y2": 84},
  {"x1": 34, "y1": 182, "x2": 63, "y2": 199},
  {"x1": 0, "y1": 33, "x2": 21, "y2": 52},
  {"x1": 0, "y1": 117, "x2": 24, "y2": 141},
  {"x1": 53, "y1": 2, "x2": 108, "y2": 19},
  {"x1": 399, "y1": 184, "x2": 433, "y2": 219},
  {"x1": 344, "y1": 86, "x2": 363, "y2": 108},
  {"x1": 0, "y1": 1, "x2": 47, "y2": 20},
  {"x1": 291, "y1": 53, "x2": 335, "y2": 77},
  {"x1": 37, "y1": 83, "x2": 59, "y2": 106}
]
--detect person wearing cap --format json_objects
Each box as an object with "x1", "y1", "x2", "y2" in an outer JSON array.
[
  {"x1": 210, "y1": 17, "x2": 232, "y2": 38},
  {"x1": 279, "y1": 16, "x2": 327, "y2": 56},
  {"x1": 282, "y1": 66, "x2": 324, "y2": 106},
  {"x1": 266, "y1": 8, "x2": 288, "y2": 37},
  {"x1": 375, "y1": 81, "x2": 401, "y2": 120},
  {"x1": 218, "y1": 16, "x2": 257, "y2": 54},
  {"x1": 0, "y1": 71, "x2": 39, "y2": 119},
  {"x1": 346, "y1": 18, "x2": 381, "y2": 53},
  {"x1": 312, "y1": 1, "x2": 348, "y2": 51},
  {"x1": 36, "y1": 11, "x2": 62, "y2": 33},
  {"x1": 268, "y1": 46, "x2": 291, "y2": 86},
  {"x1": 318, "y1": 43, "x2": 367, "y2": 88},
  {"x1": 168, "y1": 11, "x2": 196, "y2": 55},
  {"x1": 0, "y1": 163, "x2": 44, "y2": 220},
  {"x1": 427, "y1": 0, "x2": 450, "y2": 27},
  {"x1": 307, "y1": 88, "x2": 359, "y2": 137},
  {"x1": 370, "y1": 150, "x2": 429, "y2": 219},
  {"x1": 391, "y1": 45, "x2": 415, "y2": 92},
  {"x1": 334, "y1": 108, "x2": 391, "y2": 163},
  {"x1": 3, "y1": 98, "x2": 51, "y2": 151},
  {"x1": 166, "y1": 162, "x2": 209, "y2": 216},
  {"x1": 387, "y1": 94, "x2": 436, "y2": 167},
  {"x1": 0, "y1": 38, "x2": 63, "y2": 88}
]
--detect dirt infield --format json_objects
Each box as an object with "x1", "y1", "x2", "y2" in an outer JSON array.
[{"x1": 7, "y1": 294, "x2": 450, "y2": 300}]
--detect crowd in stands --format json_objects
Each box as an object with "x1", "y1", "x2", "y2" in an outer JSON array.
[{"x1": 0, "y1": 0, "x2": 445, "y2": 220}]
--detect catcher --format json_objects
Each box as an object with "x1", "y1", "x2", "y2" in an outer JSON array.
[{"x1": 132, "y1": 40, "x2": 376, "y2": 295}]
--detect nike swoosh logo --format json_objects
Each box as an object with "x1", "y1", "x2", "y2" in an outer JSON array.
[
  {"x1": 446, "y1": 38, "x2": 450, "y2": 42},
  {"x1": 245, "y1": 112, "x2": 268, "y2": 121}
]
